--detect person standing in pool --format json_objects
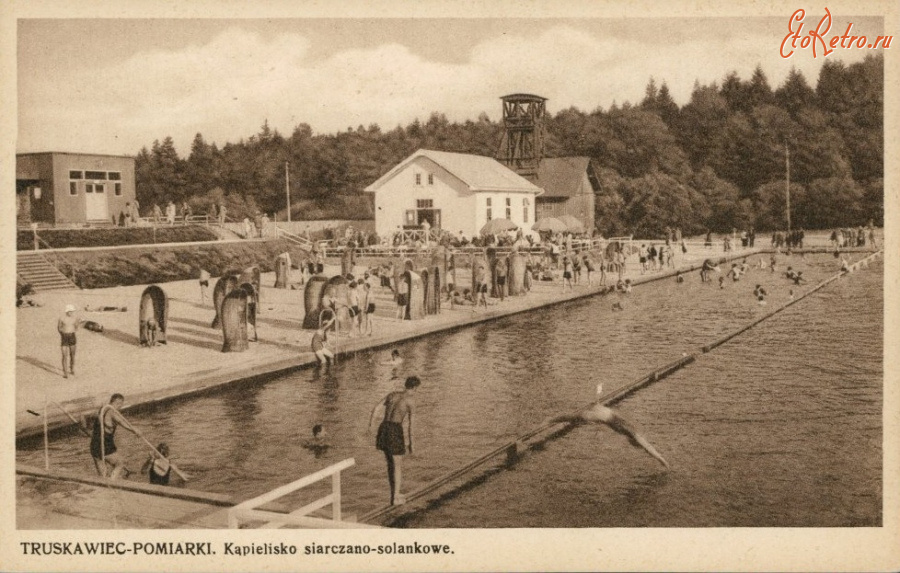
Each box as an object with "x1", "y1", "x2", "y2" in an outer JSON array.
[
  {"x1": 57, "y1": 304, "x2": 81, "y2": 378},
  {"x1": 142, "y1": 442, "x2": 173, "y2": 485},
  {"x1": 368, "y1": 376, "x2": 421, "y2": 505}
]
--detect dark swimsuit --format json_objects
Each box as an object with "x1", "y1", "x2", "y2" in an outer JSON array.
[
  {"x1": 89, "y1": 406, "x2": 116, "y2": 458},
  {"x1": 376, "y1": 421, "x2": 405, "y2": 455},
  {"x1": 149, "y1": 461, "x2": 171, "y2": 485},
  {"x1": 60, "y1": 332, "x2": 76, "y2": 347}
]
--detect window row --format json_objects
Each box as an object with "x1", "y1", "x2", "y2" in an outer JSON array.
[
  {"x1": 69, "y1": 181, "x2": 122, "y2": 196},
  {"x1": 485, "y1": 197, "x2": 529, "y2": 222},
  {"x1": 414, "y1": 173, "x2": 434, "y2": 185},
  {"x1": 69, "y1": 170, "x2": 121, "y2": 181}
]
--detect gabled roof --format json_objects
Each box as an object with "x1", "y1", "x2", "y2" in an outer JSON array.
[
  {"x1": 365, "y1": 149, "x2": 543, "y2": 194},
  {"x1": 533, "y1": 157, "x2": 601, "y2": 199}
]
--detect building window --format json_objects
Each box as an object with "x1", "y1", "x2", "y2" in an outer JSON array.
[
  {"x1": 523, "y1": 198, "x2": 529, "y2": 223},
  {"x1": 415, "y1": 173, "x2": 421, "y2": 185},
  {"x1": 69, "y1": 182, "x2": 78, "y2": 195},
  {"x1": 505, "y1": 198, "x2": 511, "y2": 220},
  {"x1": 417, "y1": 199, "x2": 433, "y2": 209},
  {"x1": 427, "y1": 173, "x2": 434, "y2": 185},
  {"x1": 486, "y1": 197, "x2": 492, "y2": 221},
  {"x1": 69, "y1": 170, "x2": 83, "y2": 179},
  {"x1": 85, "y1": 170, "x2": 107, "y2": 180},
  {"x1": 108, "y1": 172, "x2": 121, "y2": 181},
  {"x1": 85, "y1": 183, "x2": 94, "y2": 193},
  {"x1": 405, "y1": 210, "x2": 416, "y2": 226},
  {"x1": 95, "y1": 183, "x2": 105, "y2": 193},
  {"x1": 114, "y1": 183, "x2": 122, "y2": 196}
]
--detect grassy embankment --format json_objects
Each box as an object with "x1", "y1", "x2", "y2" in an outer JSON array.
[
  {"x1": 52, "y1": 239, "x2": 315, "y2": 289},
  {"x1": 18, "y1": 226, "x2": 220, "y2": 251}
]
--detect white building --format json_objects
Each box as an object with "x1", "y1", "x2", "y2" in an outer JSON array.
[{"x1": 365, "y1": 149, "x2": 543, "y2": 239}]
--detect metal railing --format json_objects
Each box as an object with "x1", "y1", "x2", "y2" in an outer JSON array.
[{"x1": 227, "y1": 458, "x2": 380, "y2": 529}]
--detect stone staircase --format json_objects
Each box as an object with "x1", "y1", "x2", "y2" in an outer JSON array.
[{"x1": 17, "y1": 251, "x2": 79, "y2": 291}]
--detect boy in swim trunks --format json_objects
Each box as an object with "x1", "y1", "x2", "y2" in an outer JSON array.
[
  {"x1": 368, "y1": 376, "x2": 421, "y2": 505},
  {"x1": 57, "y1": 304, "x2": 81, "y2": 378}
]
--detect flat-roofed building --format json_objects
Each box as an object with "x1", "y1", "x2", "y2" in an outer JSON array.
[{"x1": 16, "y1": 152, "x2": 136, "y2": 226}]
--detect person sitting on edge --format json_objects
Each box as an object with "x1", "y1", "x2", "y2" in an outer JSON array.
[
  {"x1": 368, "y1": 376, "x2": 421, "y2": 505},
  {"x1": 311, "y1": 317, "x2": 335, "y2": 366}
]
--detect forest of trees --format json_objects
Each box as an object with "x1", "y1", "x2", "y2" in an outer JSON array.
[{"x1": 134, "y1": 54, "x2": 883, "y2": 237}]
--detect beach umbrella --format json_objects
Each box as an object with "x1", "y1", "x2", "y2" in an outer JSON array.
[
  {"x1": 480, "y1": 218, "x2": 518, "y2": 236},
  {"x1": 531, "y1": 217, "x2": 567, "y2": 233},
  {"x1": 558, "y1": 215, "x2": 586, "y2": 233}
]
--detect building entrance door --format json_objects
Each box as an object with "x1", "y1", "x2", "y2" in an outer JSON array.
[
  {"x1": 418, "y1": 209, "x2": 441, "y2": 230},
  {"x1": 85, "y1": 182, "x2": 110, "y2": 222}
]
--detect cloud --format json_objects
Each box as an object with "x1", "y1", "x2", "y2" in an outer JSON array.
[{"x1": 17, "y1": 21, "x2": 877, "y2": 156}]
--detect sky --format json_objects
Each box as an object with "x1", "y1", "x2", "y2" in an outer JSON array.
[{"x1": 16, "y1": 10, "x2": 886, "y2": 157}]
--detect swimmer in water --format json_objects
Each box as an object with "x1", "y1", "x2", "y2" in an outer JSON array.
[
  {"x1": 382, "y1": 349, "x2": 403, "y2": 366},
  {"x1": 303, "y1": 424, "x2": 330, "y2": 458},
  {"x1": 547, "y1": 403, "x2": 669, "y2": 469},
  {"x1": 840, "y1": 256, "x2": 851, "y2": 273},
  {"x1": 612, "y1": 301, "x2": 624, "y2": 311}
]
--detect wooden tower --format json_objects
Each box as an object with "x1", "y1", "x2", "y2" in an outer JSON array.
[{"x1": 498, "y1": 93, "x2": 547, "y2": 178}]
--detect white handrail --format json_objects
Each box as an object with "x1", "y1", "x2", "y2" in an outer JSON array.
[{"x1": 227, "y1": 458, "x2": 372, "y2": 529}]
